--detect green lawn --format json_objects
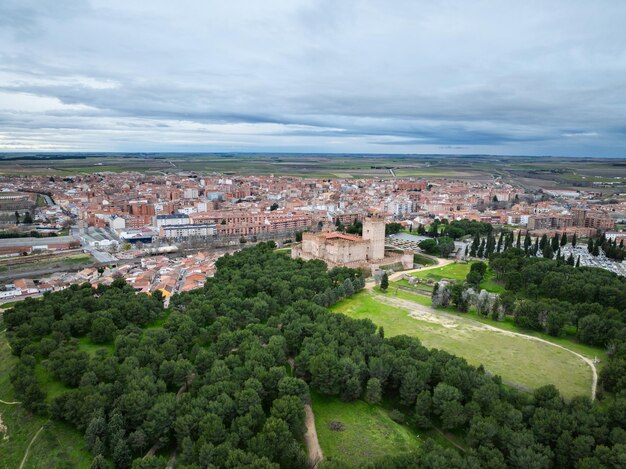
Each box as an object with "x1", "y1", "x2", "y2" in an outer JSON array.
[
  {"x1": 62, "y1": 255, "x2": 93, "y2": 264},
  {"x1": 0, "y1": 332, "x2": 93, "y2": 469},
  {"x1": 78, "y1": 336, "x2": 113, "y2": 356},
  {"x1": 413, "y1": 253, "x2": 437, "y2": 266},
  {"x1": 312, "y1": 393, "x2": 421, "y2": 466},
  {"x1": 411, "y1": 263, "x2": 505, "y2": 294},
  {"x1": 331, "y1": 292, "x2": 593, "y2": 399},
  {"x1": 411, "y1": 263, "x2": 471, "y2": 282}
]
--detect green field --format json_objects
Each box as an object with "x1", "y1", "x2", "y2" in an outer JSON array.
[
  {"x1": 411, "y1": 262, "x2": 504, "y2": 293},
  {"x1": 331, "y1": 292, "x2": 593, "y2": 399},
  {"x1": 312, "y1": 393, "x2": 420, "y2": 466},
  {"x1": 411, "y1": 263, "x2": 471, "y2": 282},
  {"x1": 412, "y1": 253, "x2": 437, "y2": 266},
  {"x1": 0, "y1": 332, "x2": 93, "y2": 469},
  {"x1": 1, "y1": 155, "x2": 624, "y2": 195}
]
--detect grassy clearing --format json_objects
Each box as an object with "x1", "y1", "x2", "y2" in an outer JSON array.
[
  {"x1": 411, "y1": 263, "x2": 471, "y2": 282},
  {"x1": 62, "y1": 255, "x2": 92, "y2": 264},
  {"x1": 410, "y1": 262, "x2": 505, "y2": 294},
  {"x1": 455, "y1": 310, "x2": 608, "y2": 364},
  {"x1": 413, "y1": 253, "x2": 437, "y2": 266},
  {"x1": 312, "y1": 392, "x2": 420, "y2": 466},
  {"x1": 480, "y1": 270, "x2": 505, "y2": 293},
  {"x1": 0, "y1": 332, "x2": 93, "y2": 469},
  {"x1": 35, "y1": 364, "x2": 69, "y2": 402},
  {"x1": 78, "y1": 336, "x2": 113, "y2": 356},
  {"x1": 377, "y1": 285, "x2": 432, "y2": 306},
  {"x1": 331, "y1": 292, "x2": 592, "y2": 399}
]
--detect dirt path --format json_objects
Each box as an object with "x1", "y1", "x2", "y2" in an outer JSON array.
[
  {"x1": 304, "y1": 404, "x2": 323, "y2": 468},
  {"x1": 19, "y1": 423, "x2": 46, "y2": 469},
  {"x1": 0, "y1": 399, "x2": 21, "y2": 405},
  {"x1": 373, "y1": 294, "x2": 598, "y2": 400}
]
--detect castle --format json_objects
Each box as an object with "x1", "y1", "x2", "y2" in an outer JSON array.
[{"x1": 291, "y1": 214, "x2": 413, "y2": 269}]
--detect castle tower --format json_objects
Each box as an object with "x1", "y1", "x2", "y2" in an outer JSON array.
[{"x1": 363, "y1": 214, "x2": 385, "y2": 260}]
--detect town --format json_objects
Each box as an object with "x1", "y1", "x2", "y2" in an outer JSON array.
[{"x1": 0, "y1": 171, "x2": 624, "y2": 303}]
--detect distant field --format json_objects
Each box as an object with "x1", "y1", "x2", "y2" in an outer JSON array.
[
  {"x1": 0, "y1": 332, "x2": 93, "y2": 469},
  {"x1": 331, "y1": 292, "x2": 593, "y2": 399},
  {"x1": 1, "y1": 154, "x2": 624, "y2": 192},
  {"x1": 312, "y1": 393, "x2": 421, "y2": 466}
]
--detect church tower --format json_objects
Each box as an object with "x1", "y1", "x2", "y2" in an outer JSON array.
[{"x1": 362, "y1": 214, "x2": 385, "y2": 260}]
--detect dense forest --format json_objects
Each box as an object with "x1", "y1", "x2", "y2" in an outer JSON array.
[{"x1": 5, "y1": 243, "x2": 626, "y2": 468}]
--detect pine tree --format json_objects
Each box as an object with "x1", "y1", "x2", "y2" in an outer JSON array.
[{"x1": 364, "y1": 378, "x2": 382, "y2": 404}]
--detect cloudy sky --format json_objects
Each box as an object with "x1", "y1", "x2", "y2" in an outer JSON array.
[{"x1": 1, "y1": 0, "x2": 625, "y2": 156}]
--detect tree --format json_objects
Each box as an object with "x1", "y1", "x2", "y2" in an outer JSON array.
[
  {"x1": 89, "y1": 455, "x2": 108, "y2": 469},
  {"x1": 385, "y1": 223, "x2": 403, "y2": 236},
  {"x1": 23, "y1": 211, "x2": 33, "y2": 224},
  {"x1": 414, "y1": 390, "x2": 432, "y2": 428},
  {"x1": 471, "y1": 233, "x2": 480, "y2": 257},
  {"x1": 572, "y1": 233, "x2": 577, "y2": 247},
  {"x1": 543, "y1": 243, "x2": 553, "y2": 259},
  {"x1": 380, "y1": 272, "x2": 389, "y2": 292},
  {"x1": 364, "y1": 378, "x2": 382, "y2": 404},
  {"x1": 587, "y1": 237, "x2": 594, "y2": 254},
  {"x1": 270, "y1": 203, "x2": 279, "y2": 211},
  {"x1": 14, "y1": 210, "x2": 20, "y2": 224},
  {"x1": 560, "y1": 233, "x2": 567, "y2": 247}
]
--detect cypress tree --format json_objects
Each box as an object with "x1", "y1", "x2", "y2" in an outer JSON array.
[
  {"x1": 543, "y1": 243, "x2": 554, "y2": 259},
  {"x1": 524, "y1": 232, "x2": 532, "y2": 253},
  {"x1": 380, "y1": 272, "x2": 389, "y2": 292}
]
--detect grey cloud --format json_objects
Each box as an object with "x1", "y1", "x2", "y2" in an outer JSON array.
[{"x1": 0, "y1": 0, "x2": 625, "y2": 155}]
